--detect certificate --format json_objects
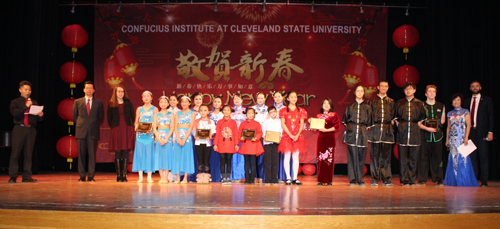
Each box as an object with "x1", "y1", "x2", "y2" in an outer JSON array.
[
  {"x1": 310, "y1": 118, "x2": 325, "y2": 130},
  {"x1": 424, "y1": 119, "x2": 439, "y2": 128},
  {"x1": 242, "y1": 129, "x2": 256, "y2": 140},
  {"x1": 458, "y1": 140, "x2": 477, "y2": 158},
  {"x1": 136, "y1": 122, "x2": 152, "y2": 133},
  {"x1": 265, "y1": 131, "x2": 281, "y2": 143},
  {"x1": 26, "y1": 105, "x2": 44, "y2": 114},
  {"x1": 196, "y1": 129, "x2": 211, "y2": 138}
]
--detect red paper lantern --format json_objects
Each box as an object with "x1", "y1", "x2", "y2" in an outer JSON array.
[
  {"x1": 56, "y1": 135, "x2": 78, "y2": 159},
  {"x1": 298, "y1": 164, "x2": 302, "y2": 175},
  {"x1": 61, "y1": 24, "x2": 88, "y2": 54},
  {"x1": 57, "y1": 98, "x2": 75, "y2": 125},
  {"x1": 104, "y1": 55, "x2": 124, "y2": 88},
  {"x1": 360, "y1": 62, "x2": 379, "y2": 99},
  {"x1": 302, "y1": 164, "x2": 316, "y2": 176},
  {"x1": 393, "y1": 65, "x2": 420, "y2": 88},
  {"x1": 364, "y1": 165, "x2": 367, "y2": 175},
  {"x1": 342, "y1": 51, "x2": 367, "y2": 88},
  {"x1": 60, "y1": 61, "x2": 87, "y2": 88},
  {"x1": 392, "y1": 24, "x2": 419, "y2": 53},
  {"x1": 394, "y1": 144, "x2": 399, "y2": 160},
  {"x1": 113, "y1": 43, "x2": 139, "y2": 76}
]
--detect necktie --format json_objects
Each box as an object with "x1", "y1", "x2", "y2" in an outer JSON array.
[
  {"x1": 86, "y1": 98, "x2": 91, "y2": 115},
  {"x1": 24, "y1": 99, "x2": 30, "y2": 126},
  {"x1": 471, "y1": 97, "x2": 476, "y2": 127}
]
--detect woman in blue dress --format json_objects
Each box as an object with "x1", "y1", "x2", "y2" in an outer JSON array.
[
  {"x1": 132, "y1": 91, "x2": 158, "y2": 183},
  {"x1": 173, "y1": 96, "x2": 196, "y2": 184},
  {"x1": 188, "y1": 92, "x2": 203, "y2": 182},
  {"x1": 209, "y1": 96, "x2": 224, "y2": 182},
  {"x1": 153, "y1": 95, "x2": 175, "y2": 184},
  {"x1": 444, "y1": 93, "x2": 479, "y2": 187}
]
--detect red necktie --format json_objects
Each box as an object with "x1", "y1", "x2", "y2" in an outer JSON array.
[
  {"x1": 86, "y1": 99, "x2": 91, "y2": 115},
  {"x1": 24, "y1": 99, "x2": 29, "y2": 126},
  {"x1": 471, "y1": 97, "x2": 476, "y2": 127}
]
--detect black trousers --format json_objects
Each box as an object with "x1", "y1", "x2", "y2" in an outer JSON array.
[
  {"x1": 469, "y1": 129, "x2": 489, "y2": 181},
  {"x1": 417, "y1": 140, "x2": 443, "y2": 183},
  {"x1": 9, "y1": 125, "x2": 36, "y2": 179},
  {"x1": 220, "y1": 153, "x2": 233, "y2": 174},
  {"x1": 264, "y1": 143, "x2": 279, "y2": 183},
  {"x1": 370, "y1": 142, "x2": 393, "y2": 182},
  {"x1": 77, "y1": 131, "x2": 97, "y2": 179},
  {"x1": 347, "y1": 145, "x2": 367, "y2": 184},
  {"x1": 244, "y1": 155, "x2": 257, "y2": 176},
  {"x1": 195, "y1": 144, "x2": 212, "y2": 173},
  {"x1": 115, "y1": 150, "x2": 130, "y2": 160},
  {"x1": 398, "y1": 145, "x2": 420, "y2": 184}
]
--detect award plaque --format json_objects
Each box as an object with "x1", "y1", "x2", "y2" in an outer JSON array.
[
  {"x1": 196, "y1": 129, "x2": 211, "y2": 139},
  {"x1": 265, "y1": 131, "x2": 281, "y2": 143},
  {"x1": 424, "y1": 119, "x2": 439, "y2": 129},
  {"x1": 310, "y1": 118, "x2": 326, "y2": 130},
  {"x1": 137, "y1": 122, "x2": 152, "y2": 133},
  {"x1": 242, "y1": 129, "x2": 257, "y2": 140}
]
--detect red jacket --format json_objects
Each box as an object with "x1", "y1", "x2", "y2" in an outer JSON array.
[
  {"x1": 238, "y1": 119, "x2": 264, "y2": 156},
  {"x1": 214, "y1": 117, "x2": 239, "y2": 154}
]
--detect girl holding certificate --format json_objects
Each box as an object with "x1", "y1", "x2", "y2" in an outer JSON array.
[
  {"x1": 214, "y1": 105, "x2": 240, "y2": 184},
  {"x1": 239, "y1": 108, "x2": 264, "y2": 184},
  {"x1": 279, "y1": 91, "x2": 308, "y2": 185},
  {"x1": 342, "y1": 86, "x2": 372, "y2": 186},
  {"x1": 132, "y1": 91, "x2": 158, "y2": 183},
  {"x1": 193, "y1": 105, "x2": 216, "y2": 182},
  {"x1": 153, "y1": 95, "x2": 175, "y2": 183},
  {"x1": 309, "y1": 98, "x2": 340, "y2": 186}
]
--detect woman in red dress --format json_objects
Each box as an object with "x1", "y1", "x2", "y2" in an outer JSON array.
[
  {"x1": 309, "y1": 98, "x2": 340, "y2": 186},
  {"x1": 107, "y1": 86, "x2": 135, "y2": 182},
  {"x1": 279, "y1": 91, "x2": 308, "y2": 185}
]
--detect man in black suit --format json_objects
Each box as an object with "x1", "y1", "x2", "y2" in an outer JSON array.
[
  {"x1": 8, "y1": 80, "x2": 44, "y2": 183},
  {"x1": 73, "y1": 81, "x2": 104, "y2": 182},
  {"x1": 464, "y1": 80, "x2": 494, "y2": 186}
]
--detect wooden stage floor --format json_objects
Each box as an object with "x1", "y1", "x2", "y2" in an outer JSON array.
[{"x1": 1, "y1": 173, "x2": 500, "y2": 228}]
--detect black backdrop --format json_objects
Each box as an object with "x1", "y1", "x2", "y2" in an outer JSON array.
[{"x1": 1, "y1": 1, "x2": 499, "y2": 179}]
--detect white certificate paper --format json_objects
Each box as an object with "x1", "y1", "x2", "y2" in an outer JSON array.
[
  {"x1": 27, "y1": 105, "x2": 44, "y2": 115},
  {"x1": 458, "y1": 140, "x2": 477, "y2": 158}
]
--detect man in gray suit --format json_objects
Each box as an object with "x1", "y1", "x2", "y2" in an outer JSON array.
[{"x1": 73, "y1": 81, "x2": 104, "y2": 182}]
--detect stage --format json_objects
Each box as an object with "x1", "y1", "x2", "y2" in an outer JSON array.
[{"x1": 1, "y1": 173, "x2": 500, "y2": 228}]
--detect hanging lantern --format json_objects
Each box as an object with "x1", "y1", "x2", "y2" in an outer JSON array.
[
  {"x1": 61, "y1": 24, "x2": 88, "y2": 56},
  {"x1": 342, "y1": 51, "x2": 366, "y2": 88},
  {"x1": 393, "y1": 144, "x2": 399, "y2": 160},
  {"x1": 113, "y1": 43, "x2": 139, "y2": 76},
  {"x1": 57, "y1": 98, "x2": 75, "y2": 126},
  {"x1": 302, "y1": 164, "x2": 316, "y2": 176},
  {"x1": 104, "y1": 55, "x2": 124, "y2": 88},
  {"x1": 60, "y1": 61, "x2": 87, "y2": 89},
  {"x1": 360, "y1": 62, "x2": 379, "y2": 99},
  {"x1": 56, "y1": 135, "x2": 79, "y2": 169},
  {"x1": 364, "y1": 165, "x2": 368, "y2": 175},
  {"x1": 392, "y1": 24, "x2": 419, "y2": 59},
  {"x1": 393, "y1": 65, "x2": 420, "y2": 88}
]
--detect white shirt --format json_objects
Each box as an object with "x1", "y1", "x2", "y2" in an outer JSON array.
[
  {"x1": 469, "y1": 93, "x2": 481, "y2": 128},
  {"x1": 193, "y1": 119, "x2": 216, "y2": 146},
  {"x1": 262, "y1": 117, "x2": 283, "y2": 145},
  {"x1": 251, "y1": 104, "x2": 268, "y2": 126}
]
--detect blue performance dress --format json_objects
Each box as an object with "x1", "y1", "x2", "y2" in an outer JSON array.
[
  {"x1": 132, "y1": 106, "x2": 155, "y2": 173},
  {"x1": 274, "y1": 102, "x2": 289, "y2": 181},
  {"x1": 154, "y1": 111, "x2": 173, "y2": 171},
  {"x1": 172, "y1": 110, "x2": 195, "y2": 175},
  {"x1": 209, "y1": 110, "x2": 224, "y2": 182},
  {"x1": 444, "y1": 107, "x2": 479, "y2": 187},
  {"x1": 231, "y1": 105, "x2": 246, "y2": 180}
]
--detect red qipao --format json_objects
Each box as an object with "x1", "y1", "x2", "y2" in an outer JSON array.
[
  {"x1": 238, "y1": 119, "x2": 264, "y2": 156},
  {"x1": 316, "y1": 112, "x2": 341, "y2": 183},
  {"x1": 213, "y1": 117, "x2": 240, "y2": 154},
  {"x1": 278, "y1": 107, "x2": 308, "y2": 154}
]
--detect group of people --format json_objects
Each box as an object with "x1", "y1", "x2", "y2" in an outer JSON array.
[
  {"x1": 342, "y1": 80, "x2": 493, "y2": 187},
  {"x1": 8, "y1": 80, "x2": 493, "y2": 188}
]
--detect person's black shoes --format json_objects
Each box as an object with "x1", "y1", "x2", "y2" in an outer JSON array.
[{"x1": 22, "y1": 177, "x2": 37, "y2": 183}]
